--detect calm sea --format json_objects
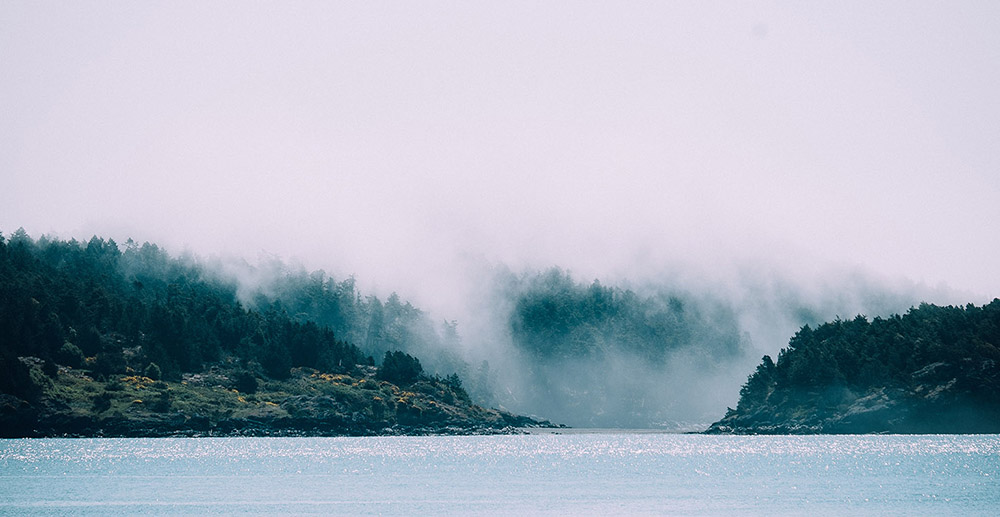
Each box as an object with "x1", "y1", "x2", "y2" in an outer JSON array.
[{"x1": 1, "y1": 434, "x2": 997, "y2": 515}]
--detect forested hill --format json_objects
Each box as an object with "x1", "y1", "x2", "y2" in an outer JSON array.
[
  {"x1": 707, "y1": 301, "x2": 1000, "y2": 434},
  {"x1": 0, "y1": 230, "x2": 541, "y2": 437}
]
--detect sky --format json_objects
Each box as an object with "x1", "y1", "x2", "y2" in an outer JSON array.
[{"x1": 3, "y1": 1, "x2": 999, "y2": 315}]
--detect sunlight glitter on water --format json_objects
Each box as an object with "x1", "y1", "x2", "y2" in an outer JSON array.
[{"x1": 2, "y1": 435, "x2": 998, "y2": 516}]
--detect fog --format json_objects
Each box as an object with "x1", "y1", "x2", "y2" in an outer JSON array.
[
  {"x1": 441, "y1": 261, "x2": 960, "y2": 427},
  {"x1": 3, "y1": 3, "x2": 999, "y2": 426},
  {"x1": 192, "y1": 253, "x2": 960, "y2": 428}
]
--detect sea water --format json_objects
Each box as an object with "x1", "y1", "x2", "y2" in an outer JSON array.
[{"x1": 1, "y1": 434, "x2": 997, "y2": 515}]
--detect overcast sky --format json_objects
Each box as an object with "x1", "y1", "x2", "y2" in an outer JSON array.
[{"x1": 3, "y1": 2, "x2": 999, "y2": 311}]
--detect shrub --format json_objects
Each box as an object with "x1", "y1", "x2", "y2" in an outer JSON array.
[
  {"x1": 105, "y1": 378, "x2": 124, "y2": 391},
  {"x1": 57, "y1": 343, "x2": 85, "y2": 368},
  {"x1": 41, "y1": 359, "x2": 59, "y2": 377},
  {"x1": 377, "y1": 351, "x2": 424, "y2": 386},
  {"x1": 143, "y1": 362, "x2": 162, "y2": 381},
  {"x1": 151, "y1": 389, "x2": 172, "y2": 413},
  {"x1": 93, "y1": 350, "x2": 126, "y2": 376},
  {"x1": 92, "y1": 391, "x2": 113, "y2": 413},
  {"x1": 233, "y1": 371, "x2": 258, "y2": 394},
  {"x1": 0, "y1": 353, "x2": 40, "y2": 401}
]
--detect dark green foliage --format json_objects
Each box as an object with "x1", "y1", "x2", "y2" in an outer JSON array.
[
  {"x1": 442, "y1": 373, "x2": 471, "y2": 404},
  {"x1": 736, "y1": 355, "x2": 776, "y2": 411},
  {"x1": 92, "y1": 391, "x2": 112, "y2": 413},
  {"x1": 261, "y1": 341, "x2": 292, "y2": 379},
  {"x1": 104, "y1": 377, "x2": 124, "y2": 391},
  {"x1": 57, "y1": 342, "x2": 85, "y2": 368},
  {"x1": 716, "y1": 300, "x2": 1000, "y2": 433},
  {"x1": 0, "y1": 228, "x2": 495, "y2": 437},
  {"x1": 0, "y1": 230, "x2": 369, "y2": 386},
  {"x1": 41, "y1": 359, "x2": 58, "y2": 377},
  {"x1": 150, "y1": 384, "x2": 172, "y2": 413},
  {"x1": 0, "y1": 352, "x2": 40, "y2": 401},
  {"x1": 761, "y1": 303, "x2": 1000, "y2": 395},
  {"x1": 78, "y1": 327, "x2": 102, "y2": 357},
  {"x1": 245, "y1": 268, "x2": 466, "y2": 381},
  {"x1": 377, "y1": 351, "x2": 425, "y2": 386},
  {"x1": 443, "y1": 372, "x2": 463, "y2": 391},
  {"x1": 93, "y1": 348, "x2": 126, "y2": 377},
  {"x1": 501, "y1": 268, "x2": 748, "y2": 426},
  {"x1": 233, "y1": 371, "x2": 258, "y2": 394},
  {"x1": 143, "y1": 362, "x2": 162, "y2": 381},
  {"x1": 0, "y1": 229, "x2": 541, "y2": 437},
  {"x1": 509, "y1": 268, "x2": 741, "y2": 362}
]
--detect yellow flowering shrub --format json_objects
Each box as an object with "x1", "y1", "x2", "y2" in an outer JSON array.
[
  {"x1": 121, "y1": 376, "x2": 155, "y2": 389},
  {"x1": 314, "y1": 372, "x2": 352, "y2": 384}
]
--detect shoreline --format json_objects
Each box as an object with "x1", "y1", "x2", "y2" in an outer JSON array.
[{"x1": 520, "y1": 427, "x2": 681, "y2": 435}]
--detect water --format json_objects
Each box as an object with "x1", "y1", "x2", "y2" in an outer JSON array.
[{"x1": 1, "y1": 434, "x2": 997, "y2": 515}]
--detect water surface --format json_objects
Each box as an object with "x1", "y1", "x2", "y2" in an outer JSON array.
[{"x1": 1, "y1": 434, "x2": 997, "y2": 515}]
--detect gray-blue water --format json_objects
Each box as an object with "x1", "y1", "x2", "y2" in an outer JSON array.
[{"x1": 1, "y1": 434, "x2": 997, "y2": 515}]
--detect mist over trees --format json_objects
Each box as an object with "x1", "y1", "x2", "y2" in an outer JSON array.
[
  {"x1": 210, "y1": 260, "x2": 759, "y2": 427},
  {"x1": 2, "y1": 229, "x2": 942, "y2": 429},
  {"x1": 497, "y1": 268, "x2": 747, "y2": 427},
  {"x1": 438, "y1": 264, "x2": 930, "y2": 428},
  {"x1": 235, "y1": 266, "x2": 466, "y2": 380},
  {"x1": 510, "y1": 269, "x2": 742, "y2": 362},
  {"x1": 0, "y1": 230, "x2": 370, "y2": 393}
]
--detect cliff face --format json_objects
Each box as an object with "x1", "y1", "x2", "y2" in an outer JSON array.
[{"x1": 707, "y1": 301, "x2": 1000, "y2": 434}]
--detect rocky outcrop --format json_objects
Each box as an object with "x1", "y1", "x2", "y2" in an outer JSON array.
[
  {"x1": 1, "y1": 398, "x2": 545, "y2": 438},
  {"x1": 706, "y1": 359, "x2": 1000, "y2": 434},
  {"x1": 0, "y1": 363, "x2": 556, "y2": 438},
  {"x1": 3, "y1": 411, "x2": 530, "y2": 438}
]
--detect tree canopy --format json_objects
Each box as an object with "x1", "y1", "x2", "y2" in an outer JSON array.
[
  {"x1": 713, "y1": 300, "x2": 1000, "y2": 433},
  {"x1": 0, "y1": 229, "x2": 372, "y2": 389}
]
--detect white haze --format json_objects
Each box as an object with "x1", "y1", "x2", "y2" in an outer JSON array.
[{"x1": 3, "y1": 3, "x2": 999, "y2": 422}]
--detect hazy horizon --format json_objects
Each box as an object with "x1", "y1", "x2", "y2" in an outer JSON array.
[{"x1": 4, "y1": 2, "x2": 999, "y2": 321}]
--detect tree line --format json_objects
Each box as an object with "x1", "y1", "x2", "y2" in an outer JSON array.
[
  {"x1": 509, "y1": 267, "x2": 744, "y2": 363},
  {"x1": 732, "y1": 300, "x2": 1000, "y2": 415},
  {"x1": 0, "y1": 229, "x2": 452, "y2": 401}
]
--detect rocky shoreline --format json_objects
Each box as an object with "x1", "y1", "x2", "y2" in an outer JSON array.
[
  {"x1": 0, "y1": 360, "x2": 556, "y2": 439},
  {"x1": 6, "y1": 416, "x2": 534, "y2": 439},
  {"x1": 1, "y1": 396, "x2": 550, "y2": 438},
  {"x1": 705, "y1": 378, "x2": 1000, "y2": 435}
]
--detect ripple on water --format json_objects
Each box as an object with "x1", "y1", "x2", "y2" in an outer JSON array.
[{"x1": 1, "y1": 434, "x2": 998, "y2": 516}]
